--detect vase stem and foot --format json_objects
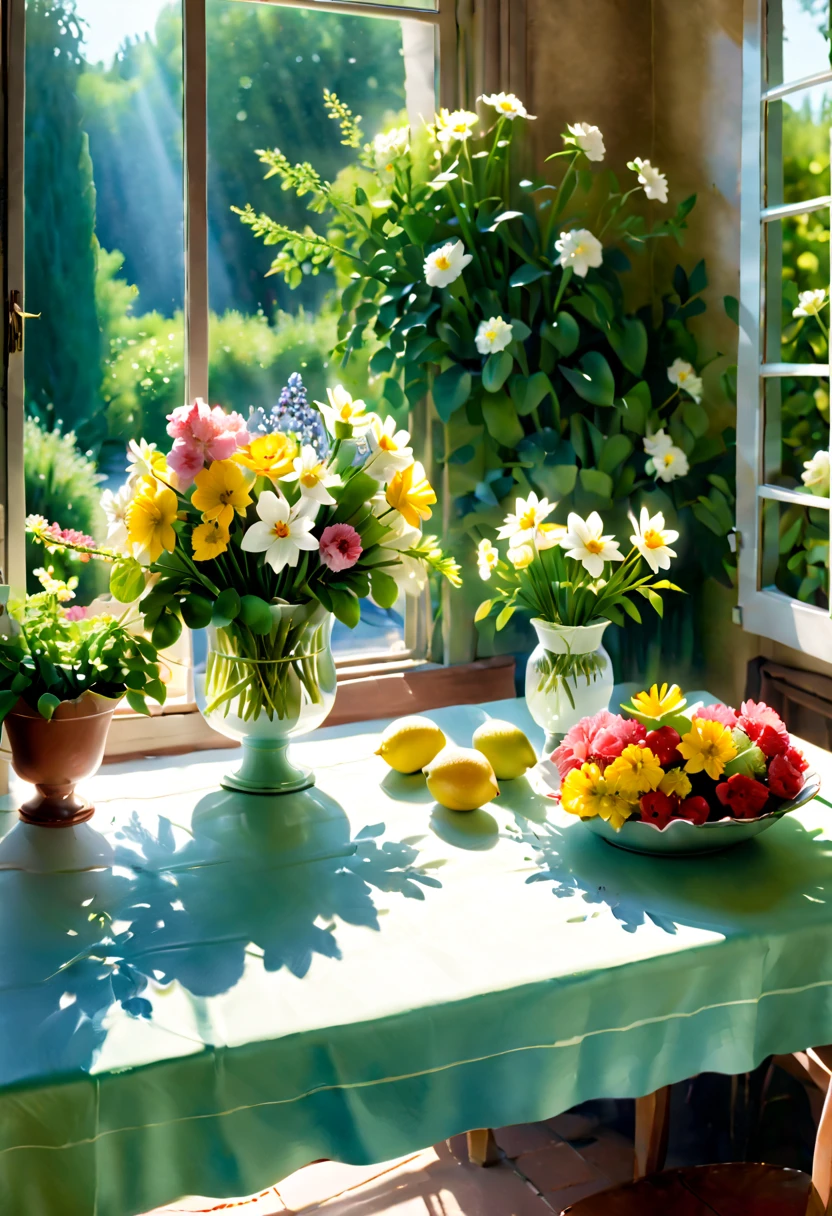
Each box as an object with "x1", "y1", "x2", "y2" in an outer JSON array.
[{"x1": 222, "y1": 738, "x2": 314, "y2": 796}]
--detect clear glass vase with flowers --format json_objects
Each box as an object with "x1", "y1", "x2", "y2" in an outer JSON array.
[
  {"x1": 475, "y1": 495, "x2": 682, "y2": 750},
  {"x1": 28, "y1": 375, "x2": 460, "y2": 795}
]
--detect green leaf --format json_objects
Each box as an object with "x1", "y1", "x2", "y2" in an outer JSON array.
[
  {"x1": 561, "y1": 351, "x2": 616, "y2": 406},
  {"x1": 724, "y1": 294, "x2": 740, "y2": 325},
  {"x1": 475, "y1": 599, "x2": 494, "y2": 623},
  {"x1": 151, "y1": 612, "x2": 183, "y2": 651},
  {"x1": 486, "y1": 209, "x2": 524, "y2": 232},
  {"x1": 535, "y1": 463, "x2": 578, "y2": 498},
  {"x1": 335, "y1": 471, "x2": 380, "y2": 520},
  {"x1": 0, "y1": 689, "x2": 21, "y2": 725},
  {"x1": 578, "y1": 468, "x2": 614, "y2": 499},
  {"x1": 510, "y1": 371, "x2": 552, "y2": 417},
  {"x1": 181, "y1": 595, "x2": 213, "y2": 630},
  {"x1": 110, "y1": 558, "x2": 146, "y2": 604},
  {"x1": 329, "y1": 586, "x2": 361, "y2": 628},
  {"x1": 509, "y1": 264, "x2": 548, "y2": 288},
  {"x1": 688, "y1": 258, "x2": 708, "y2": 296},
  {"x1": 510, "y1": 319, "x2": 532, "y2": 342},
  {"x1": 482, "y1": 351, "x2": 514, "y2": 393},
  {"x1": 401, "y1": 212, "x2": 435, "y2": 245},
  {"x1": 448, "y1": 444, "x2": 476, "y2": 465},
  {"x1": 617, "y1": 596, "x2": 643, "y2": 624},
  {"x1": 369, "y1": 346, "x2": 395, "y2": 374},
  {"x1": 598, "y1": 433, "x2": 634, "y2": 475},
  {"x1": 383, "y1": 377, "x2": 406, "y2": 410},
  {"x1": 482, "y1": 391, "x2": 524, "y2": 448},
  {"x1": 432, "y1": 365, "x2": 472, "y2": 422},
  {"x1": 37, "y1": 692, "x2": 61, "y2": 721},
  {"x1": 212, "y1": 588, "x2": 242, "y2": 628},
  {"x1": 145, "y1": 679, "x2": 168, "y2": 706},
  {"x1": 548, "y1": 311, "x2": 579, "y2": 356},
  {"x1": 682, "y1": 399, "x2": 709, "y2": 438},
  {"x1": 370, "y1": 568, "x2": 399, "y2": 609},
  {"x1": 124, "y1": 669, "x2": 146, "y2": 691},
  {"x1": 495, "y1": 603, "x2": 515, "y2": 630},
  {"x1": 239, "y1": 595, "x2": 273, "y2": 635},
  {"x1": 618, "y1": 380, "x2": 651, "y2": 434},
  {"x1": 126, "y1": 689, "x2": 151, "y2": 716},
  {"x1": 609, "y1": 317, "x2": 647, "y2": 375}
]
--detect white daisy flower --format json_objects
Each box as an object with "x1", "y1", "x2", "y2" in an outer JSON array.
[
  {"x1": 475, "y1": 316, "x2": 514, "y2": 355},
  {"x1": 643, "y1": 429, "x2": 675, "y2": 459},
  {"x1": 240, "y1": 489, "x2": 319, "y2": 574},
  {"x1": 126, "y1": 438, "x2": 165, "y2": 485},
  {"x1": 363, "y1": 415, "x2": 414, "y2": 484},
  {"x1": 646, "y1": 444, "x2": 690, "y2": 483},
  {"x1": 793, "y1": 288, "x2": 828, "y2": 318},
  {"x1": 477, "y1": 537, "x2": 498, "y2": 581},
  {"x1": 497, "y1": 492, "x2": 556, "y2": 547},
  {"x1": 566, "y1": 121, "x2": 605, "y2": 162},
  {"x1": 433, "y1": 108, "x2": 479, "y2": 145},
  {"x1": 631, "y1": 157, "x2": 669, "y2": 203},
  {"x1": 667, "y1": 358, "x2": 703, "y2": 404},
  {"x1": 281, "y1": 444, "x2": 341, "y2": 506},
  {"x1": 560, "y1": 511, "x2": 624, "y2": 577},
  {"x1": 802, "y1": 449, "x2": 831, "y2": 497},
  {"x1": 372, "y1": 125, "x2": 410, "y2": 172},
  {"x1": 554, "y1": 228, "x2": 603, "y2": 278},
  {"x1": 629, "y1": 506, "x2": 679, "y2": 574},
  {"x1": 381, "y1": 514, "x2": 427, "y2": 597},
  {"x1": 100, "y1": 481, "x2": 135, "y2": 556},
  {"x1": 424, "y1": 239, "x2": 472, "y2": 288},
  {"x1": 316, "y1": 385, "x2": 375, "y2": 436},
  {"x1": 480, "y1": 92, "x2": 535, "y2": 121}
]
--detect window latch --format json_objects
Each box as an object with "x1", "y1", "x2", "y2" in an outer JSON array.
[{"x1": 8, "y1": 291, "x2": 40, "y2": 354}]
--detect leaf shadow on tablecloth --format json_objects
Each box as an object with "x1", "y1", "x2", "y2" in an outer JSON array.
[
  {"x1": 506, "y1": 803, "x2": 832, "y2": 936},
  {"x1": 0, "y1": 787, "x2": 442, "y2": 1083}
]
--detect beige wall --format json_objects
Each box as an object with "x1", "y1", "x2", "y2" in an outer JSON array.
[{"x1": 525, "y1": 0, "x2": 832, "y2": 702}]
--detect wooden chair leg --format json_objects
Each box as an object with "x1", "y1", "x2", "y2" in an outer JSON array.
[
  {"x1": 466, "y1": 1128, "x2": 500, "y2": 1167},
  {"x1": 634, "y1": 1086, "x2": 671, "y2": 1181}
]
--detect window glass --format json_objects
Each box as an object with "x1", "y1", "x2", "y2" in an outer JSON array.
[
  {"x1": 767, "y1": 81, "x2": 832, "y2": 206},
  {"x1": 767, "y1": 0, "x2": 831, "y2": 86},
  {"x1": 763, "y1": 376, "x2": 830, "y2": 490},
  {"x1": 760, "y1": 497, "x2": 829, "y2": 606},
  {"x1": 765, "y1": 211, "x2": 830, "y2": 363},
  {"x1": 205, "y1": 0, "x2": 433, "y2": 657}
]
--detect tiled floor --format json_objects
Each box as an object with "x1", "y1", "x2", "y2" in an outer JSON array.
[{"x1": 145, "y1": 1065, "x2": 822, "y2": 1216}]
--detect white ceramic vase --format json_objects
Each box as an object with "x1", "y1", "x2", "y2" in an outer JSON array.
[{"x1": 525, "y1": 618, "x2": 614, "y2": 754}]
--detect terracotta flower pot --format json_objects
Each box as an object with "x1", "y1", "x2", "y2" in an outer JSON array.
[{"x1": 4, "y1": 693, "x2": 118, "y2": 826}]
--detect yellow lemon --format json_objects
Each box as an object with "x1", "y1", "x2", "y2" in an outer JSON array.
[
  {"x1": 424, "y1": 746, "x2": 499, "y2": 811},
  {"x1": 375, "y1": 715, "x2": 446, "y2": 774},
  {"x1": 472, "y1": 719, "x2": 537, "y2": 780}
]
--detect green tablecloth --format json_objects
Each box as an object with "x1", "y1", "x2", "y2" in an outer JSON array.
[{"x1": 2, "y1": 693, "x2": 832, "y2": 1215}]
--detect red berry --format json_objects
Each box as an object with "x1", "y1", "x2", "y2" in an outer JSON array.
[
  {"x1": 715, "y1": 773, "x2": 769, "y2": 819},
  {"x1": 768, "y1": 753, "x2": 804, "y2": 801},
  {"x1": 676, "y1": 795, "x2": 710, "y2": 825},
  {"x1": 645, "y1": 726, "x2": 682, "y2": 767},
  {"x1": 639, "y1": 789, "x2": 675, "y2": 829}
]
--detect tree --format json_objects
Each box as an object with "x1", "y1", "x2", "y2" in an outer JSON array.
[{"x1": 24, "y1": 0, "x2": 102, "y2": 444}]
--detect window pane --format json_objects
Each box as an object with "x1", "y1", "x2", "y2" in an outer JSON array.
[
  {"x1": 763, "y1": 376, "x2": 830, "y2": 492},
  {"x1": 24, "y1": 0, "x2": 189, "y2": 697},
  {"x1": 205, "y1": 0, "x2": 433, "y2": 658},
  {"x1": 765, "y1": 212, "x2": 830, "y2": 362},
  {"x1": 760, "y1": 497, "x2": 829, "y2": 606},
  {"x1": 767, "y1": 81, "x2": 832, "y2": 207},
  {"x1": 768, "y1": 0, "x2": 831, "y2": 86}
]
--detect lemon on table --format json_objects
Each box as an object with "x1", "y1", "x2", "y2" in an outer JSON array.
[
  {"x1": 424, "y1": 746, "x2": 499, "y2": 812},
  {"x1": 375, "y1": 715, "x2": 446, "y2": 774},
  {"x1": 472, "y1": 719, "x2": 537, "y2": 780}
]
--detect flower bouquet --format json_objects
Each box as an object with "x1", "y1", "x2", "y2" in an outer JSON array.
[
  {"x1": 545, "y1": 684, "x2": 819, "y2": 855},
  {"x1": 28, "y1": 375, "x2": 460, "y2": 794},
  {"x1": 475, "y1": 497, "x2": 680, "y2": 746},
  {"x1": 0, "y1": 569, "x2": 165, "y2": 825}
]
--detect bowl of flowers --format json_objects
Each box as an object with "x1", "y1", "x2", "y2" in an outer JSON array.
[{"x1": 536, "y1": 683, "x2": 820, "y2": 854}]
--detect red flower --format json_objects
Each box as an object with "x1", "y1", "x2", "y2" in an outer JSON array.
[
  {"x1": 768, "y1": 753, "x2": 805, "y2": 801},
  {"x1": 696, "y1": 703, "x2": 739, "y2": 728},
  {"x1": 715, "y1": 773, "x2": 769, "y2": 819},
  {"x1": 676, "y1": 795, "x2": 710, "y2": 825},
  {"x1": 644, "y1": 726, "x2": 682, "y2": 766},
  {"x1": 639, "y1": 790, "x2": 675, "y2": 829},
  {"x1": 785, "y1": 745, "x2": 808, "y2": 773},
  {"x1": 750, "y1": 723, "x2": 788, "y2": 758},
  {"x1": 738, "y1": 699, "x2": 788, "y2": 756}
]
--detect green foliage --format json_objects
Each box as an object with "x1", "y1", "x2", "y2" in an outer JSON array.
[{"x1": 23, "y1": 417, "x2": 107, "y2": 599}]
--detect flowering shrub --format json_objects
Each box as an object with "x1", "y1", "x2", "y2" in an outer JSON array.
[{"x1": 553, "y1": 684, "x2": 811, "y2": 831}]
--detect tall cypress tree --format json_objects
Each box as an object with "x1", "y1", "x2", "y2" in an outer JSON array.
[{"x1": 24, "y1": 0, "x2": 101, "y2": 444}]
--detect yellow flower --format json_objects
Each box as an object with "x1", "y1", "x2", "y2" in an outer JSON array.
[
  {"x1": 126, "y1": 482, "x2": 178, "y2": 564},
  {"x1": 560, "y1": 763, "x2": 635, "y2": 830},
  {"x1": 631, "y1": 682, "x2": 685, "y2": 719},
  {"x1": 605, "y1": 745, "x2": 664, "y2": 798},
  {"x1": 192, "y1": 520, "x2": 230, "y2": 562},
  {"x1": 234, "y1": 433, "x2": 298, "y2": 481},
  {"x1": 385, "y1": 460, "x2": 437, "y2": 528},
  {"x1": 677, "y1": 718, "x2": 737, "y2": 780},
  {"x1": 659, "y1": 769, "x2": 692, "y2": 799},
  {"x1": 192, "y1": 459, "x2": 252, "y2": 530},
  {"x1": 509, "y1": 543, "x2": 535, "y2": 570}
]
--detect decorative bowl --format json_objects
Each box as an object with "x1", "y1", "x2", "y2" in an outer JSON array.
[{"x1": 532, "y1": 762, "x2": 821, "y2": 856}]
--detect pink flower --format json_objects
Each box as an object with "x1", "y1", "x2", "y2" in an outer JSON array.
[
  {"x1": 696, "y1": 703, "x2": 739, "y2": 728},
  {"x1": 319, "y1": 523, "x2": 362, "y2": 572},
  {"x1": 166, "y1": 398, "x2": 250, "y2": 487},
  {"x1": 738, "y1": 699, "x2": 788, "y2": 753},
  {"x1": 42, "y1": 523, "x2": 96, "y2": 563},
  {"x1": 63, "y1": 605, "x2": 88, "y2": 621},
  {"x1": 552, "y1": 711, "x2": 645, "y2": 778}
]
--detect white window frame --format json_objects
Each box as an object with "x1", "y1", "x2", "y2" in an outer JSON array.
[
  {"x1": 4, "y1": 0, "x2": 456, "y2": 755},
  {"x1": 737, "y1": 0, "x2": 832, "y2": 661}
]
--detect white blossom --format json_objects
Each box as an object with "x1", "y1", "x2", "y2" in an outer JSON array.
[
  {"x1": 480, "y1": 92, "x2": 535, "y2": 121},
  {"x1": 667, "y1": 358, "x2": 703, "y2": 404},
  {"x1": 363, "y1": 416, "x2": 414, "y2": 483},
  {"x1": 631, "y1": 157, "x2": 668, "y2": 203},
  {"x1": 629, "y1": 506, "x2": 679, "y2": 574},
  {"x1": 497, "y1": 492, "x2": 555, "y2": 546},
  {"x1": 793, "y1": 288, "x2": 828, "y2": 318},
  {"x1": 100, "y1": 481, "x2": 134, "y2": 556},
  {"x1": 477, "y1": 537, "x2": 498, "y2": 581},
  {"x1": 433, "y1": 108, "x2": 478, "y2": 145},
  {"x1": 281, "y1": 444, "x2": 341, "y2": 506},
  {"x1": 372, "y1": 125, "x2": 410, "y2": 172},
  {"x1": 560, "y1": 512, "x2": 624, "y2": 578},
  {"x1": 240, "y1": 490, "x2": 319, "y2": 573},
  {"x1": 424, "y1": 240, "x2": 472, "y2": 288},
  {"x1": 566, "y1": 122, "x2": 605, "y2": 162},
  {"x1": 555, "y1": 228, "x2": 603, "y2": 278},
  {"x1": 475, "y1": 316, "x2": 514, "y2": 355},
  {"x1": 802, "y1": 449, "x2": 831, "y2": 497}
]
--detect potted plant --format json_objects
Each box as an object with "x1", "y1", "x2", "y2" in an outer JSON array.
[
  {"x1": 29, "y1": 375, "x2": 461, "y2": 796},
  {"x1": 0, "y1": 568, "x2": 165, "y2": 826},
  {"x1": 474, "y1": 498, "x2": 680, "y2": 750}
]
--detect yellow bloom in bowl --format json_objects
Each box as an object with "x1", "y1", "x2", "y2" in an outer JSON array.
[
  {"x1": 630, "y1": 682, "x2": 685, "y2": 719},
  {"x1": 560, "y1": 762, "x2": 636, "y2": 831},
  {"x1": 126, "y1": 482, "x2": 178, "y2": 564},
  {"x1": 235, "y1": 433, "x2": 298, "y2": 481},
  {"x1": 604, "y1": 745, "x2": 664, "y2": 798},
  {"x1": 192, "y1": 459, "x2": 252, "y2": 530},
  {"x1": 386, "y1": 461, "x2": 437, "y2": 528},
  {"x1": 192, "y1": 520, "x2": 230, "y2": 562},
  {"x1": 677, "y1": 718, "x2": 737, "y2": 780},
  {"x1": 659, "y1": 768, "x2": 692, "y2": 799}
]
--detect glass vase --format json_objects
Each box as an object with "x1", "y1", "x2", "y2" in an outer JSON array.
[
  {"x1": 196, "y1": 602, "x2": 337, "y2": 794},
  {"x1": 525, "y1": 618, "x2": 614, "y2": 754}
]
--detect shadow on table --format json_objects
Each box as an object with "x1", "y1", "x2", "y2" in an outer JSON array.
[{"x1": 513, "y1": 807, "x2": 832, "y2": 935}]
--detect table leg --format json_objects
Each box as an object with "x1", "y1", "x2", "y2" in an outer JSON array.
[
  {"x1": 634, "y1": 1086, "x2": 671, "y2": 1180},
  {"x1": 466, "y1": 1128, "x2": 500, "y2": 1167}
]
